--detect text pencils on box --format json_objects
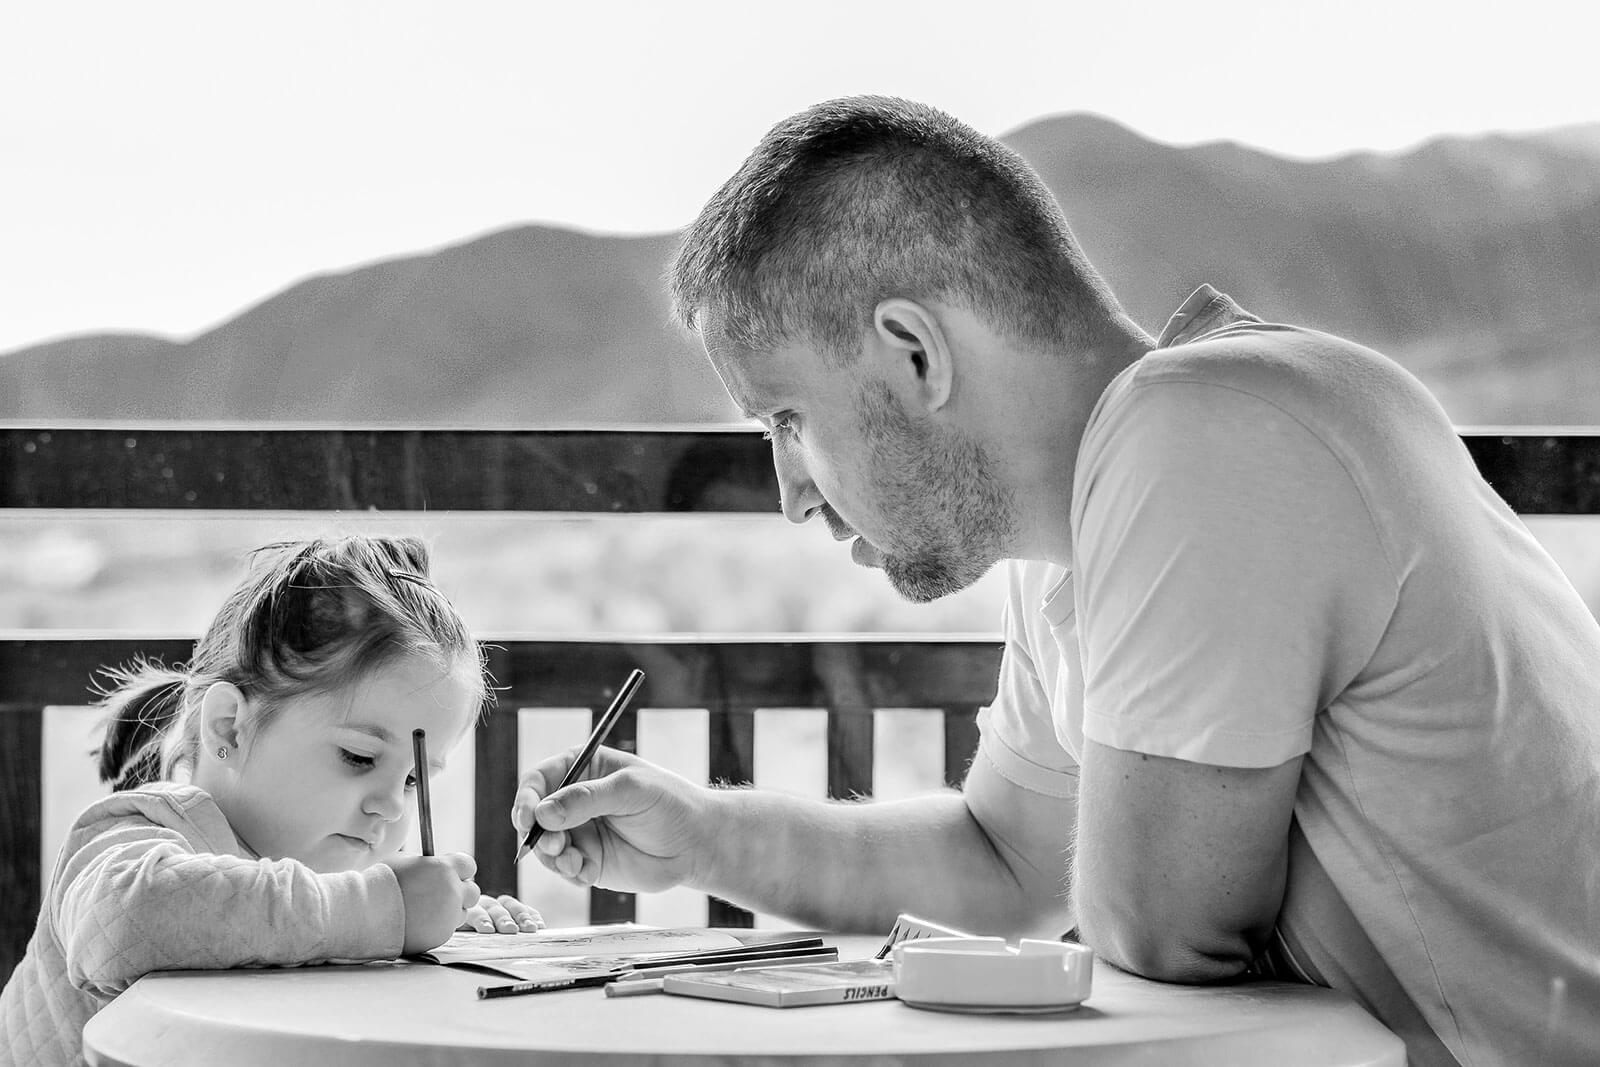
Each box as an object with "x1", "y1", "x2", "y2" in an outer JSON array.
[
  {"x1": 661, "y1": 958, "x2": 896, "y2": 1007},
  {"x1": 604, "y1": 947, "x2": 839, "y2": 998}
]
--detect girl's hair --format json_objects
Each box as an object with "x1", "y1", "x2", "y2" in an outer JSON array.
[{"x1": 96, "y1": 535, "x2": 487, "y2": 791}]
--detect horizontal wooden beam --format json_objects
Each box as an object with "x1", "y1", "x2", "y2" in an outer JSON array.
[
  {"x1": 0, "y1": 428, "x2": 776, "y2": 513},
  {"x1": 0, "y1": 635, "x2": 1005, "y2": 711},
  {"x1": 1459, "y1": 433, "x2": 1600, "y2": 515},
  {"x1": 5, "y1": 428, "x2": 1599, "y2": 513}
]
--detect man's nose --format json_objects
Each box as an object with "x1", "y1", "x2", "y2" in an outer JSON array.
[{"x1": 774, "y1": 451, "x2": 823, "y2": 525}]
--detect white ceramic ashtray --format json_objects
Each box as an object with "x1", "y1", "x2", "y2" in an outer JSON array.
[{"x1": 892, "y1": 936, "x2": 1094, "y2": 1014}]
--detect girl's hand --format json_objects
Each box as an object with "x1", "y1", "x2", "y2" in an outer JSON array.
[
  {"x1": 461, "y1": 893, "x2": 544, "y2": 934},
  {"x1": 388, "y1": 852, "x2": 480, "y2": 955}
]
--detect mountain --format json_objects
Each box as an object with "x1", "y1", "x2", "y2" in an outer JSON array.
[
  {"x1": 1005, "y1": 114, "x2": 1600, "y2": 426},
  {"x1": 0, "y1": 229, "x2": 735, "y2": 426},
  {"x1": 4, "y1": 117, "x2": 1598, "y2": 427}
]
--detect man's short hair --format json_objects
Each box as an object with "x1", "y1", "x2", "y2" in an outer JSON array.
[{"x1": 669, "y1": 95, "x2": 1125, "y2": 361}]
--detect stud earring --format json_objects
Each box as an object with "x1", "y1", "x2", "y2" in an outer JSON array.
[{"x1": 216, "y1": 747, "x2": 229, "y2": 760}]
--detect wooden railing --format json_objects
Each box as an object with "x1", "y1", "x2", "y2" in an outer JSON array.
[{"x1": 3, "y1": 426, "x2": 1599, "y2": 984}]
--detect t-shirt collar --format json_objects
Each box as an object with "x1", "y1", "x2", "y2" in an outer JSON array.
[
  {"x1": 1046, "y1": 284, "x2": 1257, "y2": 601},
  {"x1": 1154, "y1": 284, "x2": 1259, "y2": 348}
]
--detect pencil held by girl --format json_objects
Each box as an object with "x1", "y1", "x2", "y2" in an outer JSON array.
[{"x1": 0, "y1": 535, "x2": 541, "y2": 1067}]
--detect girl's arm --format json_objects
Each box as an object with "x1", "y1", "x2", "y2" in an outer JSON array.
[{"x1": 54, "y1": 817, "x2": 403, "y2": 996}]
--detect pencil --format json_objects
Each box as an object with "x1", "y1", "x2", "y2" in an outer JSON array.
[
  {"x1": 412, "y1": 728, "x2": 435, "y2": 857},
  {"x1": 515, "y1": 668, "x2": 644, "y2": 863},
  {"x1": 603, "y1": 947, "x2": 840, "y2": 997},
  {"x1": 478, "y1": 946, "x2": 838, "y2": 999}
]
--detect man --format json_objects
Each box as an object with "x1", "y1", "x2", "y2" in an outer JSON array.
[{"x1": 512, "y1": 97, "x2": 1600, "y2": 1065}]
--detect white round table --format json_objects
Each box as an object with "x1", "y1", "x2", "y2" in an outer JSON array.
[{"x1": 84, "y1": 935, "x2": 1404, "y2": 1066}]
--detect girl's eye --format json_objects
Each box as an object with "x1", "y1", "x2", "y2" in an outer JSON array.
[
  {"x1": 339, "y1": 749, "x2": 375, "y2": 770},
  {"x1": 404, "y1": 774, "x2": 418, "y2": 791}
]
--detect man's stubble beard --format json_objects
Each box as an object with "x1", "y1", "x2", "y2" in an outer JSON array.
[{"x1": 854, "y1": 381, "x2": 1018, "y2": 603}]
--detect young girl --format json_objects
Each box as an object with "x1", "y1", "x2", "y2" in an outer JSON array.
[{"x1": 0, "y1": 535, "x2": 541, "y2": 1067}]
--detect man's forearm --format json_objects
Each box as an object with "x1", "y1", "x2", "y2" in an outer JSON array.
[{"x1": 692, "y1": 787, "x2": 1068, "y2": 938}]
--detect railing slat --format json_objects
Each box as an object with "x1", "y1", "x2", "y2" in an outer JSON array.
[
  {"x1": 828, "y1": 712, "x2": 875, "y2": 802},
  {"x1": 0, "y1": 706, "x2": 43, "y2": 985},
  {"x1": 473, "y1": 645, "x2": 519, "y2": 899},
  {"x1": 588, "y1": 703, "x2": 640, "y2": 925},
  {"x1": 706, "y1": 702, "x2": 757, "y2": 929},
  {"x1": 943, "y1": 706, "x2": 982, "y2": 790}
]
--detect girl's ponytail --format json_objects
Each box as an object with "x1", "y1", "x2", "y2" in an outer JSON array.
[
  {"x1": 95, "y1": 661, "x2": 189, "y2": 791},
  {"x1": 89, "y1": 534, "x2": 484, "y2": 790}
]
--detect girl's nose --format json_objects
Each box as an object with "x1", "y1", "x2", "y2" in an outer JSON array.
[{"x1": 363, "y1": 777, "x2": 406, "y2": 821}]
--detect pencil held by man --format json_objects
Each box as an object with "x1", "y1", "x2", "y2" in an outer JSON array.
[{"x1": 514, "y1": 668, "x2": 643, "y2": 863}]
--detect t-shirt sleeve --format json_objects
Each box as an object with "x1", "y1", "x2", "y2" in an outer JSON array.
[
  {"x1": 1073, "y1": 379, "x2": 1396, "y2": 767},
  {"x1": 976, "y1": 561, "x2": 1080, "y2": 798}
]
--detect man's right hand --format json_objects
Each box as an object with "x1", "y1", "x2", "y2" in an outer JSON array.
[
  {"x1": 387, "y1": 852, "x2": 479, "y2": 955},
  {"x1": 511, "y1": 746, "x2": 714, "y2": 893}
]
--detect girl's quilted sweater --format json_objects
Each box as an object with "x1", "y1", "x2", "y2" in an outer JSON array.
[{"x1": 0, "y1": 782, "x2": 403, "y2": 1066}]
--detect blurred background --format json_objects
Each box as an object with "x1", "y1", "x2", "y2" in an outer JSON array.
[
  {"x1": 4, "y1": 0, "x2": 1600, "y2": 634},
  {"x1": 4, "y1": 0, "x2": 1599, "y2": 924}
]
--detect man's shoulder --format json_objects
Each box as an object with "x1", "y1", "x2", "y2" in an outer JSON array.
[
  {"x1": 1144, "y1": 319, "x2": 1402, "y2": 394},
  {"x1": 1106, "y1": 319, "x2": 1441, "y2": 447}
]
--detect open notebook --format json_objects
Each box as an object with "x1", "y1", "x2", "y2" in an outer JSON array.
[{"x1": 421, "y1": 924, "x2": 824, "y2": 985}]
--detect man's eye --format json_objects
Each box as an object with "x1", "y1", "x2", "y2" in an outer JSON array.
[
  {"x1": 340, "y1": 749, "x2": 375, "y2": 769},
  {"x1": 763, "y1": 415, "x2": 798, "y2": 441}
]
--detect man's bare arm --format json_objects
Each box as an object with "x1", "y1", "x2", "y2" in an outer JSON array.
[
  {"x1": 694, "y1": 748, "x2": 1077, "y2": 938},
  {"x1": 1072, "y1": 739, "x2": 1301, "y2": 981},
  {"x1": 521, "y1": 745, "x2": 1076, "y2": 939}
]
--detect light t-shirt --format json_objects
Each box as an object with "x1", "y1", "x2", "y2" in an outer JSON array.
[{"x1": 977, "y1": 285, "x2": 1600, "y2": 1067}]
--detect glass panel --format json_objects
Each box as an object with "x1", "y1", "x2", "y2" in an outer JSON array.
[{"x1": 0, "y1": 514, "x2": 1008, "y2": 634}]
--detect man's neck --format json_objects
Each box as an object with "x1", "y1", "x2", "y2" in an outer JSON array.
[{"x1": 1006, "y1": 327, "x2": 1149, "y2": 565}]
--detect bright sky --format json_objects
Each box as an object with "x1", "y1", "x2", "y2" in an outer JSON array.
[{"x1": 3, "y1": 0, "x2": 1595, "y2": 354}]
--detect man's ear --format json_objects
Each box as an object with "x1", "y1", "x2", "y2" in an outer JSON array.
[
  {"x1": 871, "y1": 298, "x2": 953, "y2": 412},
  {"x1": 199, "y1": 682, "x2": 249, "y2": 758}
]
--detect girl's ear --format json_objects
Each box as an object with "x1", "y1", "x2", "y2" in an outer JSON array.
[{"x1": 199, "y1": 682, "x2": 249, "y2": 758}]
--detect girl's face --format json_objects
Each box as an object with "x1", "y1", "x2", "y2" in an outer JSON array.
[{"x1": 210, "y1": 653, "x2": 478, "y2": 873}]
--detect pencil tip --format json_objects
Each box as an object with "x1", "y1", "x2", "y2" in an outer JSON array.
[{"x1": 514, "y1": 843, "x2": 530, "y2": 863}]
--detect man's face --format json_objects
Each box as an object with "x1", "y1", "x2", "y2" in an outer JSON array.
[{"x1": 706, "y1": 325, "x2": 1017, "y2": 603}]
